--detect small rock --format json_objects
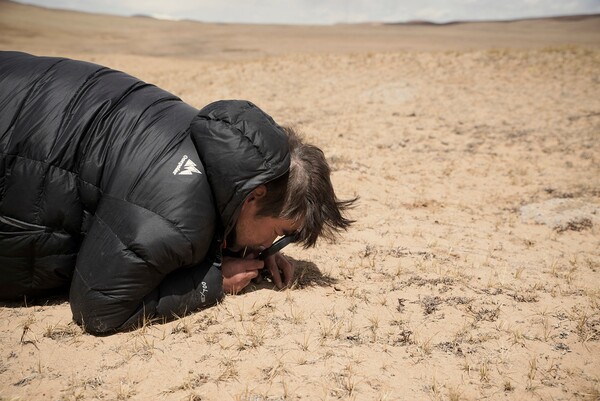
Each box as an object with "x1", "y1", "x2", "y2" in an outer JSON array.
[{"x1": 519, "y1": 198, "x2": 598, "y2": 232}]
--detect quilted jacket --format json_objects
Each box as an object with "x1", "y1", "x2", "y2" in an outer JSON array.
[{"x1": 0, "y1": 51, "x2": 290, "y2": 333}]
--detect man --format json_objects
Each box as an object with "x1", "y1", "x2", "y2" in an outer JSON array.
[{"x1": 0, "y1": 51, "x2": 355, "y2": 334}]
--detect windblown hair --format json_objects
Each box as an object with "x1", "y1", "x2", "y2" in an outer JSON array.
[{"x1": 257, "y1": 126, "x2": 357, "y2": 247}]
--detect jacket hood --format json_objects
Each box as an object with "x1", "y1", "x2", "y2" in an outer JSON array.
[{"x1": 190, "y1": 100, "x2": 290, "y2": 234}]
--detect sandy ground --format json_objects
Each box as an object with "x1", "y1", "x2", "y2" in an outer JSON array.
[{"x1": 1, "y1": 1, "x2": 600, "y2": 400}]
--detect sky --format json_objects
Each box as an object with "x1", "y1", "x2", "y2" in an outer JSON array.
[{"x1": 15, "y1": 0, "x2": 600, "y2": 25}]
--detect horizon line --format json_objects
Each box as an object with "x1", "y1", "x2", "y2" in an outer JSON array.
[{"x1": 9, "y1": 0, "x2": 600, "y2": 27}]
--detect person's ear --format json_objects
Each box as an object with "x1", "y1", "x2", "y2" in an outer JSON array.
[{"x1": 245, "y1": 185, "x2": 267, "y2": 204}]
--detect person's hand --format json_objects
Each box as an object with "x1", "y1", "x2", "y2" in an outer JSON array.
[
  {"x1": 221, "y1": 255, "x2": 264, "y2": 294},
  {"x1": 262, "y1": 252, "x2": 295, "y2": 289}
]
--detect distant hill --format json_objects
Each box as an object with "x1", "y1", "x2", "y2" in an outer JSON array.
[
  {"x1": 1, "y1": 0, "x2": 599, "y2": 61},
  {"x1": 389, "y1": 13, "x2": 600, "y2": 26}
]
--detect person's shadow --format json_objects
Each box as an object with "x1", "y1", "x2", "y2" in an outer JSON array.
[
  {"x1": 0, "y1": 291, "x2": 69, "y2": 308},
  {"x1": 245, "y1": 256, "x2": 337, "y2": 292},
  {"x1": 0, "y1": 257, "x2": 337, "y2": 306}
]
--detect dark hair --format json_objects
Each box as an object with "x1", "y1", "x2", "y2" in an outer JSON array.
[{"x1": 256, "y1": 126, "x2": 357, "y2": 247}]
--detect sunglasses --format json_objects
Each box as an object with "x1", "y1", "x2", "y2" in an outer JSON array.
[{"x1": 258, "y1": 234, "x2": 298, "y2": 260}]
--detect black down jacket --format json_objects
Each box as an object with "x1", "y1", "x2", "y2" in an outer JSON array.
[{"x1": 0, "y1": 51, "x2": 290, "y2": 334}]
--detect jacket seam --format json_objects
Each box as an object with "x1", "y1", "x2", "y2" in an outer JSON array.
[
  {"x1": 32, "y1": 67, "x2": 108, "y2": 225},
  {"x1": 94, "y1": 212, "x2": 159, "y2": 274},
  {"x1": 2, "y1": 58, "x2": 67, "y2": 144},
  {"x1": 2, "y1": 58, "x2": 67, "y2": 221},
  {"x1": 72, "y1": 267, "x2": 122, "y2": 302},
  {"x1": 0, "y1": 152, "x2": 194, "y2": 255},
  {"x1": 1, "y1": 151, "x2": 101, "y2": 192},
  {"x1": 106, "y1": 95, "x2": 181, "y2": 171},
  {"x1": 46, "y1": 66, "x2": 108, "y2": 162},
  {"x1": 209, "y1": 116, "x2": 271, "y2": 169},
  {"x1": 102, "y1": 192, "x2": 195, "y2": 260}
]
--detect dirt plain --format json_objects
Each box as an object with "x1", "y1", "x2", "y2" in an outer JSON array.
[{"x1": 1, "y1": 1, "x2": 599, "y2": 400}]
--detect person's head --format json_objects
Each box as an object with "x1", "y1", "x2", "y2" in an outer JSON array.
[{"x1": 232, "y1": 126, "x2": 356, "y2": 251}]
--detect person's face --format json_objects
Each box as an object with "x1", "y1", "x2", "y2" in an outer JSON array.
[{"x1": 231, "y1": 186, "x2": 301, "y2": 252}]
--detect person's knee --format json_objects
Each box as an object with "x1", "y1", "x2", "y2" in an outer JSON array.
[{"x1": 70, "y1": 273, "x2": 132, "y2": 335}]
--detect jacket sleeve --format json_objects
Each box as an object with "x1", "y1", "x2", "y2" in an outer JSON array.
[{"x1": 69, "y1": 196, "x2": 223, "y2": 335}]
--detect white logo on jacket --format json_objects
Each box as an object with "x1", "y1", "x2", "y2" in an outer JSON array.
[
  {"x1": 200, "y1": 281, "x2": 208, "y2": 303},
  {"x1": 173, "y1": 155, "x2": 202, "y2": 175}
]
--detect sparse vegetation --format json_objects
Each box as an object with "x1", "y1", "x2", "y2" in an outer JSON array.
[{"x1": 1, "y1": 12, "x2": 599, "y2": 401}]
